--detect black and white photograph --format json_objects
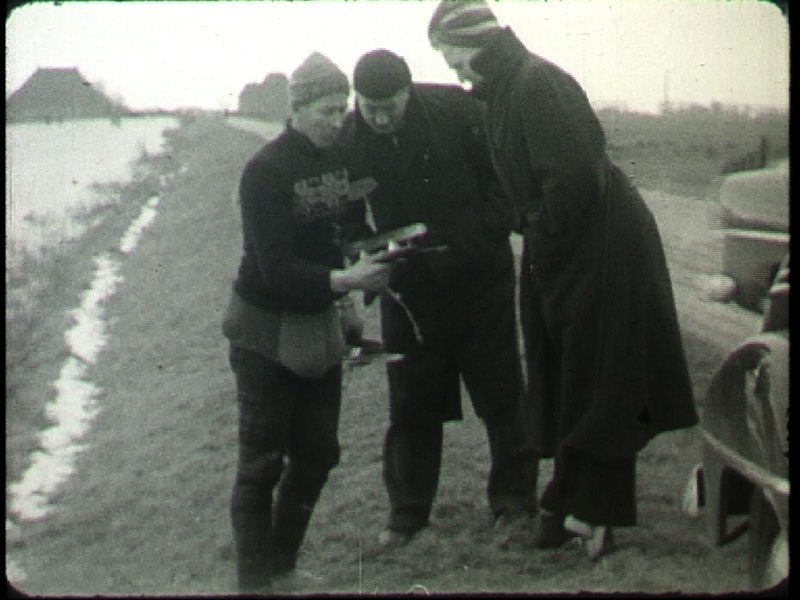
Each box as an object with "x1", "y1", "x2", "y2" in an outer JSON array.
[{"x1": 6, "y1": 0, "x2": 789, "y2": 595}]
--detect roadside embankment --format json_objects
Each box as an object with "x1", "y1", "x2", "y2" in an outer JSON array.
[
  {"x1": 7, "y1": 115, "x2": 757, "y2": 595},
  {"x1": 6, "y1": 115, "x2": 267, "y2": 594}
]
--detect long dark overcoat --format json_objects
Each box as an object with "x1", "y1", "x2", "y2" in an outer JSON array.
[
  {"x1": 338, "y1": 84, "x2": 519, "y2": 353},
  {"x1": 472, "y1": 28, "x2": 698, "y2": 460},
  {"x1": 336, "y1": 84, "x2": 523, "y2": 423}
]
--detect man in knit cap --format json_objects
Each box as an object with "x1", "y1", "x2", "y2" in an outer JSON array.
[
  {"x1": 429, "y1": 0, "x2": 698, "y2": 560},
  {"x1": 223, "y1": 51, "x2": 391, "y2": 592},
  {"x1": 338, "y1": 48, "x2": 539, "y2": 549}
]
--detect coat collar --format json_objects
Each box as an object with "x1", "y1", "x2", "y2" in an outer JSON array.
[
  {"x1": 470, "y1": 27, "x2": 530, "y2": 99},
  {"x1": 285, "y1": 120, "x2": 325, "y2": 157}
]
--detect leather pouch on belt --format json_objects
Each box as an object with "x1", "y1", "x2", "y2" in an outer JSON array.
[
  {"x1": 223, "y1": 292, "x2": 345, "y2": 379},
  {"x1": 276, "y1": 305, "x2": 346, "y2": 379}
]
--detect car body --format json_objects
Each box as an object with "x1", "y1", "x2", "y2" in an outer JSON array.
[
  {"x1": 698, "y1": 261, "x2": 789, "y2": 590},
  {"x1": 715, "y1": 158, "x2": 789, "y2": 310}
]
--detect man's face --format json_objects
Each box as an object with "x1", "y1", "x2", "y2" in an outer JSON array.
[
  {"x1": 436, "y1": 44, "x2": 483, "y2": 86},
  {"x1": 293, "y1": 93, "x2": 349, "y2": 148},
  {"x1": 356, "y1": 88, "x2": 411, "y2": 135}
]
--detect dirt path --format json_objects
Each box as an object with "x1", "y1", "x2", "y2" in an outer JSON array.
[{"x1": 6, "y1": 116, "x2": 762, "y2": 595}]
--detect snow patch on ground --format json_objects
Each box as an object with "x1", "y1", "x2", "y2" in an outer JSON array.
[
  {"x1": 120, "y1": 196, "x2": 160, "y2": 254},
  {"x1": 7, "y1": 194, "x2": 163, "y2": 583},
  {"x1": 64, "y1": 255, "x2": 124, "y2": 364}
]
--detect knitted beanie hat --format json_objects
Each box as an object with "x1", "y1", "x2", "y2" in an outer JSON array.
[
  {"x1": 353, "y1": 49, "x2": 412, "y2": 100},
  {"x1": 428, "y1": 0, "x2": 501, "y2": 48},
  {"x1": 288, "y1": 52, "x2": 350, "y2": 110}
]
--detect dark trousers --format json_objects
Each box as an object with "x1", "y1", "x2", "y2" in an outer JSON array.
[
  {"x1": 229, "y1": 344, "x2": 342, "y2": 591},
  {"x1": 540, "y1": 446, "x2": 637, "y2": 527},
  {"x1": 383, "y1": 350, "x2": 538, "y2": 533},
  {"x1": 519, "y1": 245, "x2": 638, "y2": 529}
]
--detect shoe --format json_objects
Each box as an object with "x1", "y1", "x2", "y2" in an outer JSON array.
[
  {"x1": 494, "y1": 511, "x2": 533, "y2": 549},
  {"x1": 535, "y1": 511, "x2": 578, "y2": 549},
  {"x1": 564, "y1": 514, "x2": 592, "y2": 537},
  {"x1": 585, "y1": 526, "x2": 614, "y2": 561},
  {"x1": 377, "y1": 528, "x2": 415, "y2": 549},
  {"x1": 564, "y1": 515, "x2": 616, "y2": 560}
]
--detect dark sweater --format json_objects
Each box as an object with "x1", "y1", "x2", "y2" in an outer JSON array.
[{"x1": 233, "y1": 124, "x2": 346, "y2": 313}]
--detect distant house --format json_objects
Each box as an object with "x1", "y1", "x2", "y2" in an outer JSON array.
[
  {"x1": 237, "y1": 72, "x2": 290, "y2": 122},
  {"x1": 6, "y1": 67, "x2": 128, "y2": 122}
]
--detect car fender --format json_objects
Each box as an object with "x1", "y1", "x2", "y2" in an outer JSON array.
[{"x1": 701, "y1": 332, "x2": 789, "y2": 544}]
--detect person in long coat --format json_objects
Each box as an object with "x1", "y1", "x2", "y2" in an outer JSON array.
[
  {"x1": 337, "y1": 49, "x2": 539, "y2": 546},
  {"x1": 428, "y1": 0, "x2": 699, "y2": 559}
]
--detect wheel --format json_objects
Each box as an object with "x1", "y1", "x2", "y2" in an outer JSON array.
[{"x1": 749, "y1": 488, "x2": 787, "y2": 590}]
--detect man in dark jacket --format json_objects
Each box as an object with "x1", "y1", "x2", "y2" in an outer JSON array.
[
  {"x1": 338, "y1": 49, "x2": 538, "y2": 547},
  {"x1": 222, "y1": 52, "x2": 390, "y2": 592},
  {"x1": 429, "y1": 0, "x2": 698, "y2": 560}
]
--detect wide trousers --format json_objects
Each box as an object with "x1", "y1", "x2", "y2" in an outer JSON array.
[
  {"x1": 229, "y1": 344, "x2": 342, "y2": 591},
  {"x1": 540, "y1": 446, "x2": 636, "y2": 527},
  {"x1": 383, "y1": 350, "x2": 539, "y2": 533},
  {"x1": 379, "y1": 263, "x2": 537, "y2": 533}
]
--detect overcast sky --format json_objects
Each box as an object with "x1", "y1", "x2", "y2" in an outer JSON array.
[{"x1": 5, "y1": 0, "x2": 790, "y2": 114}]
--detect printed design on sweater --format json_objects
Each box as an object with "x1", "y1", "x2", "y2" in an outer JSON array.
[{"x1": 292, "y1": 168, "x2": 350, "y2": 222}]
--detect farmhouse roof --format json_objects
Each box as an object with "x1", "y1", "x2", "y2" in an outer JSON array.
[{"x1": 7, "y1": 67, "x2": 126, "y2": 121}]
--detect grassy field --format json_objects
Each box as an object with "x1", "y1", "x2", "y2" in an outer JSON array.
[
  {"x1": 599, "y1": 105, "x2": 788, "y2": 199},
  {"x1": 6, "y1": 108, "x2": 785, "y2": 595}
]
